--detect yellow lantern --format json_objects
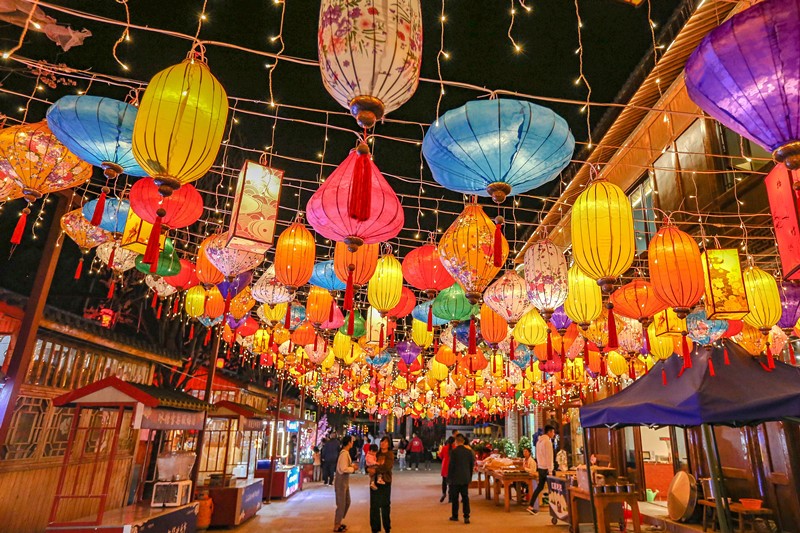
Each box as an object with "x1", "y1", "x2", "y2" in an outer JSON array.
[
  {"x1": 735, "y1": 323, "x2": 766, "y2": 356},
  {"x1": 253, "y1": 328, "x2": 271, "y2": 354},
  {"x1": 606, "y1": 351, "x2": 628, "y2": 376},
  {"x1": 333, "y1": 331, "x2": 361, "y2": 364},
  {"x1": 258, "y1": 302, "x2": 288, "y2": 324},
  {"x1": 411, "y1": 319, "x2": 434, "y2": 348},
  {"x1": 321, "y1": 349, "x2": 336, "y2": 371},
  {"x1": 306, "y1": 286, "x2": 334, "y2": 326},
  {"x1": 513, "y1": 308, "x2": 548, "y2": 346},
  {"x1": 133, "y1": 55, "x2": 228, "y2": 195},
  {"x1": 230, "y1": 287, "x2": 255, "y2": 321},
  {"x1": 564, "y1": 265, "x2": 603, "y2": 329},
  {"x1": 742, "y1": 266, "x2": 782, "y2": 334},
  {"x1": 647, "y1": 323, "x2": 674, "y2": 361},
  {"x1": 438, "y1": 203, "x2": 508, "y2": 304},
  {"x1": 571, "y1": 179, "x2": 635, "y2": 292},
  {"x1": 184, "y1": 285, "x2": 206, "y2": 318},
  {"x1": 367, "y1": 253, "x2": 404, "y2": 315},
  {"x1": 652, "y1": 308, "x2": 686, "y2": 338},
  {"x1": 429, "y1": 360, "x2": 449, "y2": 381},
  {"x1": 525, "y1": 363, "x2": 542, "y2": 383},
  {"x1": 274, "y1": 215, "x2": 316, "y2": 291},
  {"x1": 700, "y1": 248, "x2": 749, "y2": 320}
]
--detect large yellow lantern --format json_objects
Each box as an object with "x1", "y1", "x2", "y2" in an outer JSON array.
[
  {"x1": 306, "y1": 286, "x2": 334, "y2": 326},
  {"x1": 564, "y1": 264, "x2": 603, "y2": 329},
  {"x1": 184, "y1": 285, "x2": 206, "y2": 319},
  {"x1": 133, "y1": 55, "x2": 228, "y2": 196},
  {"x1": 742, "y1": 266, "x2": 782, "y2": 334},
  {"x1": 438, "y1": 203, "x2": 508, "y2": 304},
  {"x1": 258, "y1": 302, "x2": 288, "y2": 325},
  {"x1": 571, "y1": 179, "x2": 635, "y2": 292},
  {"x1": 647, "y1": 323, "x2": 674, "y2": 361},
  {"x1": 367, "y1": 252, "x2": 403, "y2": 315},
  {"x1": 274, "y1": 215, "x2": 316, "y2": 291},
  {"x1": 700, "y1": 248, "x2": 749, "y2": 320},
  {"x1": 411, "y1": 319, "x2": 434, "y2": 348},
  {"x1": 429, "y1": 360, "x2": 449, "y2": 381},
  {"x1": 513, "y1": 308, "x2": 548, "y2": 346}
]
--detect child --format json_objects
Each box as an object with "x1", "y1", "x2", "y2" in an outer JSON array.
[
  {"x1": 365, "y1": 444, "x2": 385, "y2": 490},
  {"x1": 397, "y1": 446, "x2": 407, "y2": 471},
  {"x1": 312, "y1": 446, "x2": 321, "y2": 482}
]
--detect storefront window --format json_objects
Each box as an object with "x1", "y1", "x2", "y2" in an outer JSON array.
[
  {"x1": 717, "y1": 124, "x2": 771, "y2": 189},
  {"x1": 629, "y1": 173, "x2": 657, "y2": 255}
]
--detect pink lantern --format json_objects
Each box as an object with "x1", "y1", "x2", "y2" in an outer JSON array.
[{"x1": 483, "y1": 270, "x2": 533, "y2": 326}]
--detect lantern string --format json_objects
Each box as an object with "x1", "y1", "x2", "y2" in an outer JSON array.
[
  {"x1": 434, "y1": 0, "x2": 447, "y2": 123},
  {"x1": 111, "y1": 0, "x2": 131, "y2": 71},
  {"x1": 267, "y1": 0, "x2": 286, "y2": 108},
  {"x1": 573, "y1": 0, "x2": 592, "y2": 149}
]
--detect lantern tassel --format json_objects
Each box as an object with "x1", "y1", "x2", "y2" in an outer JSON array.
[
  {"x1": 546, "y1": 329, "x2": 553, "y2": 360},
  {"x1": 107, "y1": 279, "x2": 116, "y2": 300},
  {"x1": 606, "y1": 306, "x2": 618, "y2": 350},
  {"x1": 91, "y1": 190, "x2": 107, "y2": 226},
  {"x1": 328, "y1": 299, "x2": 335, "y2": 323},
  {"x1": 662, "y1": 368, "x2": 667, "y2": 386},
  {"x1": 348, "y1": 147, "x2": 372, "y2": 222},
  {"x1": 344, "y1": 269, "x2": 355, "y2": 311},
  {"x1": 724, "y1": 346, "x2": 730, "y2": 365},
  {"x1": 766, "y1": 344, "x2": 775, "y2": 369},
  {"x1": 427, "y1": 304, "x2": 433, "y2": 332},
  {"x1": 157, "y1": 303, "x2": 163, "y2": 320},
  {"x1": 314, "y1": 335, "x2": 319, "y2": 351},
  {"x1": 284, "y1": 306, "x2": 291, "y2": 329},
  {"x1": 642, "y1": 323, "x2": 651, "y2": 354},
  {"x1": 583, "y1": 338, "x2": 589, "y2": 360},
  {"x1": 204, "y1": 327, "x2": 212, "y2": 346},
  {"x1": 151, "y1": 292, "x2": 158, "y2": 308},
  {"x1": 223, "y1": 291, "x2": 232, "y2": 316},
  {"x1": 107, "y1": 245, "x2": 116, "y2": 270},
  {"x1": 379, "y1": 323, "x2": 385, "y2": 349},
  {"x1": 708, "y1": 356, "x2": 715, "y2": 377},
  {"x1": 682, "y1": 333, "x2": 692, "y2": 369},
  {"x1": 468, "y1": 316, "x2": 477, "y2": 355},
  {"x1": 390, "y1": 328, "x2": 396, "y2": 348},
  {"x1": 347, "y1": 311, "x2": 355, "y2": 336},
  {"x1": 452, "y1": 333, "x2": 457, "y2": 354},
  {"x1": 629, "y1": 360, "x2": 636, "y2": 380},
  {"x1": 74, "y1": 257, "x2": 84, "y2": 280},
  {"x1": 143, "y1": 215, "x2": 163, "y2": 266},
  {"x1": 789, "y1": 342, "x2": 796, "y2": 366},
  {"x1": 510, "y1": 336, "x2": 516, "y2": 360},
  {"x1": 10, "y1": 208, "x2": 29, "y2": 245},
  {"x1": 172, "y1": 296, "x2": 180, "y2": 316},
  {"x1": 493, "y1": 219, "x2": 503, "y2": 268},
  {"x1": 189, "y1": 323, "x2": 195, "y2": 340}
]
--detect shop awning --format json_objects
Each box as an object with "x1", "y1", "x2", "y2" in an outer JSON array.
[
  {"x1": 580, "y1": 340, "x2": 800, "y2": 428},
  {"x1": 212, "y1": 400, "x2": 268, "y2": 419},
  {"x1": 54, "y1": 375, "x2": 209, "y2": 411}
]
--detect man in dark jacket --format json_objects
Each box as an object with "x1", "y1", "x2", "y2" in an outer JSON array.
[
  {"x1": 321, "y1": 433, "x2": 341, "y2": 485},
  {"x1": 447, "y1": 434, "x2": 475, "y2": 524}
]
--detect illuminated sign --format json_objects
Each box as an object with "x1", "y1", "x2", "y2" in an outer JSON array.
[
  {"x1": 286, "y1": 420, "x2": 299, "y2": 433},
  {"x1": 285, "y1": 466, "x2": 300, "y2": 497}
]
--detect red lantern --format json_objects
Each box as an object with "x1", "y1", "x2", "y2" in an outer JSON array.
[
  {"x1": 402, "y1": 240, "x2": 455, "y2": 297},
  {"x1": 164, "y1": 259, "x2": 200, "y2": 290},
  {"x1": 610, "y1": 279, "x2": 668, "y2": 323},
  {"x1": 765, "y1": 165, "x2": 800, "y2": 280},
  {"x1": 389, "y1": 287, "x2": 416, "y2": 319},
  {"x1": 237, "y1": 317, "x2": 259, "y2": 337}
]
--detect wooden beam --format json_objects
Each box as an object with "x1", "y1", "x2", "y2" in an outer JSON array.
[{"x1": 0, "y1": 194, "x2": 68, "y2": 445}]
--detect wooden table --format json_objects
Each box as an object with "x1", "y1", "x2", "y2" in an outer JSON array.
[
  {"x1": 697, "y1": 499, "x2": 773, "y2": 533},
  {"x1": 476, "y1": 468, "x2": 485, "y2": 496},
  {"x1": 484, "y1": 469, "x2": 536, "y2": 512},
  {"x1": 569, "y1": 487, "x2": 641, "y2": 533}
]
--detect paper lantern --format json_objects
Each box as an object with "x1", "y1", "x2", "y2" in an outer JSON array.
[
  {"x1": 82, "y1": 198, "x2": 130, "y2": 234},
  {"x1": 685, "y1": 0, "x2": 800, "y2": 169},
  {"x1": 617, "y1": 317, "x2": 644, "y2": 355},
  {"x1": 743, "y1": 266, "x2": 782, "y2": 334},
  {"x1": 483, "y1": 270, "x2": 532, "y2": 326},
  {"x1": 389, "y1": 287, "x2": 416, "y2": 320},
  {"x1": 307, "y1": 285, "x2": 334, "y2": 326},
  {"x1": 422, "y1": 99, "x2": 574, "y2": 203},
  {"x1": 778, "y1": 282, "x2": 800, "y2": 331},
  {"x1": 402, "y1": 240, "x2": 454, "y2": 297},
  {"x1": 204, "y1": 233, "x2": 264, "y2": 279},
  {"x1": 735, "y1": 323, "x2": 767, "y2": 356},
  {"x1": 164, "y1": 259, "x2": 199, "y2": 290},
  {"x1": 339, "y1": 311, "x2": 366, "y2": 338},
  {"x1": 571, "y1": 179, "x2": 635, "y2": 292},
  {"x1": 229, "y1": 287, "x2": 255, "y2": 321},
  {"x1": 367, "y1": 253, "x2": 403, "y2": 315},
  {"x1": 292, "y1": 321, "x2": 317, "y2": 347},
  {"x1": 0, "y1": 172, "x2": 22, "y2": 202},
  {"x1": 429, "y1": 360, "x2": 449, "y2": 381},
  {"x1": 318, "y1": 0, "x2": 422, "y2": 127},
  {"x1": 564, "y1": 265, "x2": 602, "y2": 329},
  {"x1": 96, "y1": 241, "x2": 137, "y2": 273},
  {"x1": 610, "y1": 279, "x2": 668, "y2": 324},
  {"x1": 480, "y1": 304, "x2": 508, "y2": 346},
  {"x1": 585, "y1": 309, "x2": 621, "y2": 351},
  {"x1": 132, "y1": 55, "x2": 228, "y2": 195},
  {"x1": 438, "y1": 203, "x2": 508, "y2": 304},
  {"x1": 252, "y1": 269, "x2": 292, "y2": 306},
  {"x1": 307, "y1": 144, "x2": 404, "y2": 249},
  {"x1": 435, "y1": 345, "x2": 456, "y2": 366},
  {"x1": 184, "y1": 285, "x2": 206, "y2": 319},
  {"x1": 196, "y1": 236, "x2": 225, "y2": 286},
  {"x1": 120, "y1": 210, "x2": 167, "y2": 256},
  {"x1": 145, "y1": 275, "x2": 177, "y2": 299},
  {"x1": 700, "y1": 248, "x2": 750, "y2": 320},
  {"x1": 412, "y1": 301, "x2": 447, "y2": 328},
  {"x1": 60, "y1": 209, "x2": 111, "y2": 250},
  {"x1": 513, "y1": 308, "x2": 548, "y2": 347},
  {"x1": 258, "y1": 302, "x2": 288, "y2": 325},
  {"x1": 274, "y1": 216, "x2": 316, "y2": 291},
  {"x1": 204, "y1": 288, "x2": 225, "y2": 319},
  {"x1": 433, "y1": 283, "x2": 474, "y2": 323},
  {"x1": 606, "y1": 351, "x2": 628, "y2": 377},
  {"x1": 134, "y1": 246, "x2": 181, "y2": 277},
  {"x1": 524, "y1": 239, "x2": 568, "y2": 320},
  {"x1": 130, "y1": 177, "x2": 203, "y2": 229},
  {"x1": 0, "y1": 121, "x2": 92, "y2": 243},
  {"x1": 686, "y1": 308, "x2": 728, "y2": 347},
  {"x1": 411, "y1": 319, "x2": 434, "y2": 348},
  {"x1": 652, "y1": 308, "x2": 685, "y2": 338},
  {"x1": 334, "y1": 240, "x2": 378, "y2": 311},
  {"x1": 310, "y1": 260, "x2": 346, "y2": 291},
  {"x1": 226, "y1": 160, "x2": 282, "y2": 254},
  {"x1": 765, "y1": 166, "x2": 800, "y2": 280},
  {"x1": 646, "y1": 323, "x2": 674, "y2": 361},
  {"x1": 649, "y1": 224, "x2": 704, "y2": 318}
]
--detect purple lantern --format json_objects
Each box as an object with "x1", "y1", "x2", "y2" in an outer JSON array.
[
  {"x1": 550, "y1": 304, "x2": 572, "y2": 334},
  {"x1": 685, "y1": 0, "x2": 800, "y2": 168},
  {"x1": 396, "y1": 340, "x2": 422, "y2": 365},
  {"x1": 227, "y1": 315, "x2": 247, "y2": 330},
  {"x1": 778, "y1": 281, "x2": 800, "y2": 330},
  {"x1": 217, "y1": 271, "x2": 253, "y2": 300}
]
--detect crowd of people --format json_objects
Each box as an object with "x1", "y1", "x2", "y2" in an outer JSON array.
[{"x1": 314, "y1": 425, "x2": 558, "y2": 532}]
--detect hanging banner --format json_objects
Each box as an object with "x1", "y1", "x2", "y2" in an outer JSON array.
[{"x1": 226, "y1": 161, "x2": 283, "y2": 254}]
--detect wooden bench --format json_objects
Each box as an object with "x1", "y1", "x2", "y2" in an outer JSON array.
[{"x1": 697, "y1": 499, "x2": 773, "y2": 533}]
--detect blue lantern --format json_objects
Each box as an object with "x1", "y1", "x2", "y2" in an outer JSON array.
[
  {"x1": 412, "y1": 301, "x2": 448, "y2": 327},
  {"x1": 511, "y1": 344, "x2": 532, "y2": 370},
  {"x1": 310, "y1": 260, "x2": 346, "y2": 291},
  {"x1": 198, "y1": 315, "x2": 224, "y2": 327},
  {"x1": 368, "y1": 350, "x2": 392, "y2": 368},
  {"x1": 454, "y1": 321, "x2": 482, "y2": 346},
  {"x1": 686, "y1": 309, "x2": 728, "y2": 346},
  {"x1": 81, "y1": 198, "x2": 130, "y2": 234},
  {"x1": 422, "y1": 98, "x2": 574, "y2": 203}
]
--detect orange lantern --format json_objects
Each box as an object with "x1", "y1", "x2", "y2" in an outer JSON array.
[
  {"x1": 610, "y1": 279, "x2": 668, "y2": 324},
  {"x1": 205, "y1": 287, "x2": 225, "y2": 319},
  {"x1": 334, "y1": 240, "x2": 379, "y2": 311},
  {"x1": 291, "y1": 321, "x2": 317, "y2": 347},
  {"x1": 306, "y1": 285, "x2": 334, "y2": 326},
  {"x1": 435, "y1": 344, "x2": 457, "y2": 366},
  {"x1": 197, "y1": 236, "x2": 224, "y2": 286},
  {"x1": 480, "y1": 304, "x2": 508, "y2": 345},
  {"x1": 648, "y1": 223, "x2": 704, "y2": 318},
  {"x1": 274, "y1": 215, "x2": 316, "y2": 292}
]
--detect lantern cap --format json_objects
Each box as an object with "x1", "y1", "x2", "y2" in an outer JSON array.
[
  {"x1": 774, "y1": 140, "x2": 800, "y2": 171},
  {"x1": 344, "y1": 235, "x2": 364, "y2": 253},
  {"x1": 349, "y1": 96, "x2": 384, "y2": 129},
  {"x1": 487, "y1": 182, "x2": 512, "y2": 204},
  {"x1": 153, "y1": 176, "x2": 181, "y2": 197},
  {"x1": 101, "y1": 161, "x2": 123, "y2": 179}
]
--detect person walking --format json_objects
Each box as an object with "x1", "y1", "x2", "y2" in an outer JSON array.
[
  {"x1": 408, "y1": 433, "x2": 423, "y2": 471},
  {"x1": 369, "y1": 436, "x2": 394, "y2": 533},
  {"x1": 447, "y1": 434, "x2": 474, "y2": 524},
  {"x1": 528, "y1": 425, "x2": 555, "y2": 514},
  {"x1": 439, "y1": 436, "x2": 454, "y2": 502},
  {"x1": 333, "y1": 436, "x2": 356, "y2": 532},
  {"x1": 313, "y1": 446, "x2": 322, "y2": 482},
  {"x1": 321, "y1": 433, "x2": 341, "y2": 486}
]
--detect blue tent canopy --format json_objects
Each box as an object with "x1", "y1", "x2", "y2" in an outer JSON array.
[{"x1": 580, "y1": 340, "x2": 800, "y2": 428}]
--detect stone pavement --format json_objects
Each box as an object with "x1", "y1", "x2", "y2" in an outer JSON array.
[{"x1": 238, "y1": 469, "x2": 571, "y2": 533}]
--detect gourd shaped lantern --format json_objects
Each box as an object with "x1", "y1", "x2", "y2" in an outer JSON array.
[
  {"x1": 480, "y1": 304, "x2": 508, "y2": 346},
  {"x1": 685, "y1": 0, "x2": 800, "y2": 169},
  {"x1": 0, "y1": 121, "x2": 93, "y2": 244},
  {"x1": 46, "y1": 95, "x2": 147, "y2": 225},
  {"x1": 96, "y1": 241, "x2": 138, "y2": 273},
  {"x1": 433, "y1": 283, "x2": 474, "y2": 323},
  {"x1": 648, "y1": 223, "x2": 705, "y2": 318},
  {"x1": 438, "y1": 203, "x2": 508, "y2": 304},
  {"x1": 571, "y1": 179, "x2": 635, "y2": 292},
  {"x1": 483, "y1": 270, "x2": 532, "y2": 326},
  {"x1": 367, "y1": 252, "x2": 404, "y2": 316},
  {"x1": 402, "y1": 239, "x2": 454, "y2": 298},
  {"x1": 252, "y1": 269, "x2": 293, "y2": 307},
  {"x1": 318, "y1": 0, "x2": 422, "y2": 128},
  {"x1": 310, "y1": 260, "x2": 346, "y2": 291},
  {"x1": 513, "y1": 308, "x2": 548, "y2": 347},
  {"x1": 204, "y1": 233, "x2": 264, "y2": 279},
  {"x1": 132, "y1": 53, "x2": 228, "y2": 195},
  {"x1": 564, "y1": 264, "x2": 602, "y2": 330},
  {"x1": 306, "y1": 143, "x2": 404, "y2": 251},
  {"x1": 524, "y1": 239, "x2": 568, "y2": 320},
  {"x1": 422, "y1": 99, "x2": 574, "y2": 203},
  {"x1": 60, "y1": 209, "x2": 112, "y2": 279},
  {"x1": 274, "y1": 215, "x2": 316, "y2": 292},
  {"x1": 686, "y1": 308, "x2": 728, "y2": 347}
]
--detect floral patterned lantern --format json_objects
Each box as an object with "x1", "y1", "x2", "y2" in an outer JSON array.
[
  {"x1": 402, "y1": 239, "x2": 454, "y2": 297},
  {"x1": 0, "y1": 171, "x2": 22, "y2": 203},
  {"x1": 367, "y1": 252, "x2": 403, "y2": 316},
  {"x1": 0, "y1": 121, "x2": 92, "y2": 244},
  {"x1": 438, "y1": 203, "x2": 508, "y2": 304},
  {"x1": 652, "y1": 308, "x2": 686, "y2": 338},
  {"x1": 307, "y1": 144, "x2": 404, "y2": 251},
  {"x1": 483, "y1": 270, "x2": 532, "y2": 326},
  {"x1": 318, "y1": 0, "x2": 422, "y2": 128},
  {"x1": 700, "y1": 248, "x2": 750, "y2": 320},
  {"x1": 310, "y1": 260, "x2": 346, "y2": 291},
  {"x1": 564, "y1": 265, "x2": 602, "y2": 330},
  {"x1": 204, "y1": 233, "x2": 264, "y2": 279},
  {"x1": 686, "y1": 308, "x2": 728, "y2": 347},
  {"x1": 252, "y1": 268, "x2": 293, "y2": 307},
  {"x1": 649, "y1": 223, "x2": 704, "y2": 318},
  {"x1": 524, "y1": 239, "x2": 568, "y2": 320},
  {"x1": 764, "y1": 166, "x2": 800, "y2": 280},
  {"x1": 96, "y1": 241, "x2": 137, "y2": 273},
  {"x1": 274, "y1": 215, "x2": 316, "y2": 292},
  {"x1": 60, "y1": 209, "x2": 112, "y2": 278}
]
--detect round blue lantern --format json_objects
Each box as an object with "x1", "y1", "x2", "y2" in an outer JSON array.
[
  {"x1": 368, "y1": 350, "x2": 392, "y2": 368},
  {"x1": 686, "y1": 308, "x2": 728, "y2": 346},
  {"x1": 412, "y1": 301, "x2": 448, "y2": 327},
  {"x1": 288, "y1": 302, "x2": 307, "y2": 331},
  {"x1": 310, "y1": 260, "x2": 346, "y2": 291},
  {"x1": 422, "y1": 98, "x2": 574, "y2": 203},
  {"x1": 81, "y1": 198, "x2": 130, "y2": 234},
  {"x1": 198, "y1": 315, "x2": 224, "y2": 327},
  {"x1": 454, "y1": 320, "x2": 482, "y2": 346}
]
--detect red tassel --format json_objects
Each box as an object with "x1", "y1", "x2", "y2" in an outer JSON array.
[
  {"x1": 189, "y1": 323, "x2": 195, "y2": 339},
  {"x1": 151, "y1": 292, "x2": 158, "y2": 308},
  {"x1": 546, "y1": 329, "x2": 553, "y2": 360},
  {"x1": 390, "y1": 329, "x2": 396, "y2": 348},
  {"x1": 314, "y1": 335, "x2": 319, "y2": 351},
  {"x1": 427, "y1": 304, "x2": 434, "y2": 332},
  {"x1": 344, "y1": 269, "x2": 355, "y2": 311},
  {"x1": 143, "y1": 214, "x2": 163, "y2": 265},
  {"x1": 433, "y1": 336, "x2": 439, "y2": 352},
  {"x1": 583, "y1": 339, "x2": 589, "y2": 360},
  {"x1": 204, "y1": 327, "x2": 212, "y2": 346},
  {"x1": 468, "y1": 316, "x2": 477, "y2": 355},
  {"x1": 157, "y1": 303, "x2": 163, "y2": 319},
  {"x1": 708, "y1": 357, "x2": 715, "y2": 377},
  {"x1": 74, "y1": 257, "x2": 84, "y2": 280},
  {"x1": 328, "y1": 299, "x2": 335, "y2": 323},
  {"x1": 682, "y1": 334, "x2": 692, "y2": 369},
  {"x1": 790, "y1": 343, "x2": 796, "y2": 366},
  {"x1": 493, "y1": 219, "x2": 503, "y2": 268},
  {"x1": 510, "y1": 336, "x2": 516, "y2": 359},
  {"x1": 452, "y1": 333, "x2": 457, "y2": 354},
  {"x1": 560, "y1": 341, "x2": 566, "y2": 363},
  {"x1": 348, "y1": 148, "x2": 372, "y2": 222},
  {"x1": 172, "y1": 296, "x2": 180, "y2": 316},
  {"x1": 323, "y1": 337, "x2": 328, "y2": 352},
  {"x1": 10, "y1": 208, "x2": 29, "y2": 245},
  {"x1": 284, "y1": 306, "x2": 292, "y2": 329},
  {"x1": 224, "y1": 291, "x2": 232, "y2": 316},
  {"x1": 767, "y1": 344, "x2": 775, "y2": 369},
  {"x1": 379, "y1": 323, "x2": 385, "y2": 349},
  {"x1": 91, "y1": 190, "x2": 107, "y2": 226},
  {"x1": 662, "y1": 368, "x2": 667, "y2": 386},
  {"x1": 642, "y1": 323, "x2": 651, "y2": 354},
  {"x1": 724, "y1": 347, "x2": 730, "y2": 365},
  {"x1": 347, "y1": 311, "x2": 355, "y2": 336},
  {"x1": 600, "y1": 357, "x2": 607, "y2": 377},
  {"x1": 107, "y1": 279, "x2": 116, "y2": 299},
  {"x1": 607, "y1": 307, "x2": 618, "y2": 350},
  {"x1": 629, "y1": 361, "x2": 636, "y2": 380},
  {"x1": 107, "y1": 245, "x2": 116, "y2": 270}
]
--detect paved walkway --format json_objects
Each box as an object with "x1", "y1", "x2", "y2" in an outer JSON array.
[{"x1": 239, "y1": 469, "x2": 570, "y2": 533}]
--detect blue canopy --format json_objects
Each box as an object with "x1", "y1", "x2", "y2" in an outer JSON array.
[{"x1": 580, "y1": 340, "x2": 800, "y2": 428}]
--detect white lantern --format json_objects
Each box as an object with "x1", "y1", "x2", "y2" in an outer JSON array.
[{"x1": 524, "y1": 239, "x2": 568, "y2": 320}]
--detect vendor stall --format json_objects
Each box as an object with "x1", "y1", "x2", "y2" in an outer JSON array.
[
  {"x1": 254, "y1": 411, "x2": 303, "y2": 499},
  {"x1": 45, "y1": 376, "x2": 207, "y2": 532},
  {"x1": 198, "y1": 400, "x2": 266, "y2": 528}
]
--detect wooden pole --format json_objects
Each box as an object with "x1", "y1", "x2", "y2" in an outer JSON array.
[
  {"x1": 266, "y1": 377, "x2": 285, "y2": 504},
  {"x1": 191, "y1": 330, "x2": 222, "y2": 491},
  {"x1": 0, "y1": 195, "x2": 68, "y2": 445},
  {"x1": 584, "y1": 427, "x2": 600, "y2": 532},
  {"x1": 702, "y1": 424, "x2": 733, "y2": 533}
]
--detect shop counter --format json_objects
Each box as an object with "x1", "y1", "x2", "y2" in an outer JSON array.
[
  {"x1": 46, "y1": 502, "x2": 198, "y2": 532},
  {"x1": 206, "y1": 478, "x2": 263, "y2": 528},
  {"x1": 254, "y1": 464, "x2": 301, "y2": 500}
]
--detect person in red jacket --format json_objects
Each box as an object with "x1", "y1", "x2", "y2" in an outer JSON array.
[
  {"x1": 408, "y1": 433, "x2": 424, "y2": 471},
  {"x1": 439, "y1": 436, "x2": 455, "y2": 502}
]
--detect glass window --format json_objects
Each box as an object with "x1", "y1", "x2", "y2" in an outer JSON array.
[
  {"x1": 717, "y1": 124, "x2": 772, "y2": 189},
  {"x1": 629, "y1": 173, "x2": 657, "y2": 255}
]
